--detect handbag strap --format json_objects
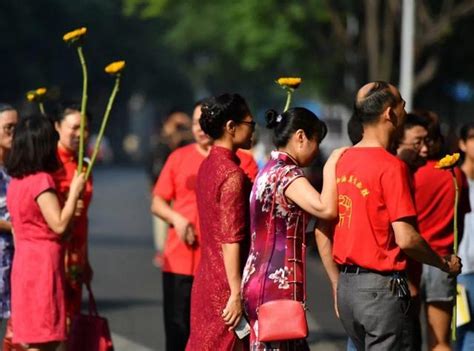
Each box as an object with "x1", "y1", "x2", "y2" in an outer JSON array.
[
  {"x1": 257, "y1": 162, "x2": 307, "y2": 309},
  {"x1": 85, "y1": 282, "x2": 99, "y2": 316}
]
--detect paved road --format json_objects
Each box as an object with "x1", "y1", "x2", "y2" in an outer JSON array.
[{"x1": 87, "y1": 166, "x2": 347, "y2": 350}]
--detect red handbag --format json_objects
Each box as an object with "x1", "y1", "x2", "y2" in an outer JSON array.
[
  {"x1": 67, "y1": 283, "x2": 114, "y2": 351},
  {"x1": 257, "y1": 198, "x2": 308, "y2": 342}
]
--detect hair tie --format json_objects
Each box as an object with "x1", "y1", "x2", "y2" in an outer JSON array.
[{"x1": 276, "y1": 115, "x2": 282, "y2": 123}]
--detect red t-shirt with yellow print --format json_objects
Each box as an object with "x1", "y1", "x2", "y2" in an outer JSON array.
[{"x1": 332, "y1": 147, "x2": 417, "y2": 272}]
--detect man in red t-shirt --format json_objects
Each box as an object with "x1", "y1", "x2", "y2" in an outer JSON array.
[
  {"x1": 316, "y1": 81, "x2": 461, "y2": 351},
  {"x1": 413, "y1": 111, "x2": 471, "y2": 350},
  {"x1": 151, "y1": 100, "x2": 257, "y2": 351},
  {"x1": 394, "y1": 113, "x2": 430, "y2": 351}
]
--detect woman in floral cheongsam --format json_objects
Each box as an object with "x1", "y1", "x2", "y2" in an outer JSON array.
[{"x1": 242, "y1": 108, "x2": 346, "y2": 351}]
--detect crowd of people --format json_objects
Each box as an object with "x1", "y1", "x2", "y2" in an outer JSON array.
[
  {"x1": 0, "y1": 103, "x2": 93, "y2": 351},
  {"x1": 0, "y1": 79, "x2": 473, "y2": 351},
  {"x1": 152, "y1": 82, "x2": 474, "y2": 351}
]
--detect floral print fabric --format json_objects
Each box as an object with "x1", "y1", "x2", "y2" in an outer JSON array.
[
  {"x1": 242, "y1": 151, "x2": 309, "y2": 350},
  {"x1": 0, "y1": 167, "x2": 12, "y2": 319}
]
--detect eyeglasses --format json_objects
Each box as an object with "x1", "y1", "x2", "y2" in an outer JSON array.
[
  {"x1": 400, "y1": 137, "x2": 431, "y2": 151},
  {"x1": 2, "y1": 124, "x2": 16, "y2": 134},
  {"x1": 239, "y1": 121, "x2": 256, "y2": 128}
]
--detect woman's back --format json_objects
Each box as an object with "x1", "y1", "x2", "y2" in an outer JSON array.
[
  {"x1": 7, "y1": 171, "x2": 67, "y2": 344},
  {"x1": 8, "y1": 172, "x2": 59, "y2": 243},
  {"x1": 243, "y1": 152, "x2": 306, "y2": 321}
]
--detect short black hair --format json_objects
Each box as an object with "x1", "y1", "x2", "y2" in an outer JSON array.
[
  {"x1": 391, "y1": 112, "x2": 430, "y2": 152},
  {"x1": 347, "y1": 115, "x2": 363, "y2": 145},
  {"x1": 0, "y1": 103, "x2": 15, "y2": 114},
  {"x1": 52, "y1": 101, "x2": 92, "y2": 124},
  {"x1": 6, "y1": 115, "x2": 61, "y2": 178},
  {"x1": 412, "y1": 109, "x2": 445, "y2": 159},
  {"x1": 353, "y1": 81, "x2": 400, "y2": 126},
  {"x1": 460, "y1": 122, "x2": 474, "y2": 141},
  {"x1": 265, "y1": 107, "x2": 327, "y2": 147},
  {"x1": 199, "y1": 93, "x2": 251, "y2": 139},
  {"x1": 403, "y1": 113, "x2": 430, "y2": 131}
]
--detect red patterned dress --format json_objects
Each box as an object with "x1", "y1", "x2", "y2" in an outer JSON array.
[
  {"x1": 52, "y1": 145, "x2": 93, "y2": 320},
  {"x1": 186, "y1": 146, "x2": 251, "y2": 351},
  {"x1": 242, "y1": 151, "x2": 309, "y2": 351}
]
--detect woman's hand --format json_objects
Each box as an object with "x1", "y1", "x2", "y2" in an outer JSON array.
[
  {"x1": 69, "y1": 171, "x2": 86, "y2": 199},
  {"x1": 325, "y1": 147, "x2": 349, "y2": 166},
  {"x1": 222, "y1": 294, "x2": 243, "y2": 331},
  {"x1": 74, "y1": 199, "x2": 84, "y2": 217},
  {"x1": 172, "y1": 213, "x2": 196, "y2": 245}
]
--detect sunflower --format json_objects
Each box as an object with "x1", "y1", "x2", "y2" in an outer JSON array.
[
  {"x1": 105, "y1": 61, "x2": 126, "y2": 75},
  {"x1": 277, "y1": 77, "x2": 302, "y2": 90},
  {"x1": 435, "y1": 153, "x2": 460, "y2": 169},
  {"x1": 63, "y1": 27, "x2": 87, "y2": 44}
]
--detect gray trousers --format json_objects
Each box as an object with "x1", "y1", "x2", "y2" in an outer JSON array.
[{"x1": 338, "y1": 271, "x2": 411, "y2": 351}]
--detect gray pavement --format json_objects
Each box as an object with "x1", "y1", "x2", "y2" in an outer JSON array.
[{"x1": 87, "y1": 166, "x2": 347, "y2": 350}]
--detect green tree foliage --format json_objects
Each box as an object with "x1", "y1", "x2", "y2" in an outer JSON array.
[{"x1": 124, "y1": 0, "x2": 474, "y2": 106}]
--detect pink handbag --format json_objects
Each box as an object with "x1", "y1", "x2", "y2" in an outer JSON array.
[
  {"x1": 67, "y1": 283, "x2": 114, "y2": 351},
  {"x1": 257, "y1": 196, "x2": 308, "y2": 342}
]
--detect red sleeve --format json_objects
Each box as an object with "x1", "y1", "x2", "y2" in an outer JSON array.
[
  {"x1": 218, "y1": 170, "x2": 248, "y2": 244},
  {"x1": 237, "y1": 150, "x2": 259, "y2": 182},
  {"x1": 381, "y1": 161, "x2": 416, "y2": 222},
  {"x1": 152, "y1": 150, "x2": 177, "y2": 201},
  {"x1": 32, "y1": 173, "x2": 56, "y2": 200}
]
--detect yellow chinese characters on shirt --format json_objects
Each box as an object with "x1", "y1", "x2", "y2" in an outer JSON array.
[{"x1": 337, "y1": 174, "x2": 370, "y2": 229}]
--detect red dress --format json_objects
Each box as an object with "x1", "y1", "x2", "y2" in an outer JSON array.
[
  {"x1": 7, "y1": 172, "x2": 66, "y2": 343},
  {"x1": 153, "y1": 144, "x2": 258, "y2": 276},
  {"x1": 186, "y1": 146, "x2": 251, "y2": 351},
  {"x1": 52, "y1": 145, "x2": 93, "y2": 319}
]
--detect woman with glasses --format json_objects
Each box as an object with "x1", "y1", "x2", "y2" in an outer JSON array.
[
  {"x1": 186, "y1": 93, "x2": 255, "y2": 351},
  {"x1": 413, "y1": 111, "x2": 470, "y2": 350},
  {"x1": 241, "y1": 107, "x2": 345, "y2": 350}
]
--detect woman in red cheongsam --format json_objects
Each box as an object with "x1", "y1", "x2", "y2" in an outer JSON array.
[
  {"x1": 52, "y1": 104, "x2": 93, "y2": 323},
  {"x1": 186, "y1": 93, "x2": 255, "y2": 351}
]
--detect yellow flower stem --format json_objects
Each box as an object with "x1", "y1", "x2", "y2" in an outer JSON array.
[
  {"x1": 283, "y1": 89, "x2": 292, "y2": 112},
  {"x1": 85, "y1": 75, "x2": 121, "y2": 180},
  {"x1": 38, "y1": 102, "x2": 45, "y2": 116},
  {"x1": 76, "y1": 46, "x2": 88, "y2": 173},
  {"x1": 451, "y1": 172, "x2": 459, "y2": 341}
]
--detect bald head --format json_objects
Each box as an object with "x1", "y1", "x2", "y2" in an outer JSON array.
[{"x1": 353, "y1": 81, "x2": 403, "y2": 126}]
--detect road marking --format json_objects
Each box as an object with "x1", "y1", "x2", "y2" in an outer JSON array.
[{"x1": 112, "y1": 333, "x2": 155, "y2": 351}]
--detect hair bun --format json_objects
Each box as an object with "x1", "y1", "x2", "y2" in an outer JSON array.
[{"x1": 265, "y1": 109, "x2": 281, "y2": 129}]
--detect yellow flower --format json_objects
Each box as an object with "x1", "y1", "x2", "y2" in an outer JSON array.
[
  {"x1": 63, "y1": 27, "x2": 87, "y2": 43},
  {"x1": 277, "y1": 77, "x2": 302, "y2": 89},
  {"x1": 26, "y1": 91, "x2": 36, "y2": 102},
  {"x1": 105, "y1": 61, "x2": 126, "y2": 75},
  {"x1": 36, "y1": 87, "x2": 47, "y2": 96},
  {"x1": 435, "y1": 153, "x2": 460, "y2": 169}
]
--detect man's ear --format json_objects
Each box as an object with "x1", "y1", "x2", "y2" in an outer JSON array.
[{"x1": 384, "y1": 106, "x2": 397, "y2": 126}]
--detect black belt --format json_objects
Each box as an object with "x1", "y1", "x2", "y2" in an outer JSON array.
[{"x1": 340, "y1": 265, "x2": 404, "y2": 276}]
